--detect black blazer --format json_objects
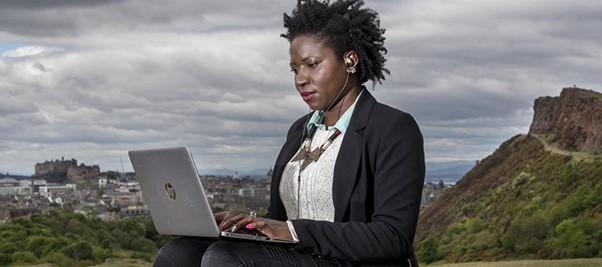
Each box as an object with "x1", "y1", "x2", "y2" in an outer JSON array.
[{"x1": 267, "y1": 89, "x2": 425, "y2": 266}]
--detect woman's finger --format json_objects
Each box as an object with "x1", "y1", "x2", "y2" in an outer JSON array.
[
  {"x1": 219, "y1": 211, "x2": 244, "y2": 227},
  {"x1": 214, "y1": 211, "x2": 229, "y2": 223},
  {"x1": 233, "y1": 216, "x2": 257, "y2": 232},
  {"x1": 253, "y1": 220, "x2": 274, "y2": 237},
  {"x1": 219, "y1": 214, "x2": 246, "y2": 230},
  {"x1": 221, "y1": 211, "x2": 239, "y2": 222}
]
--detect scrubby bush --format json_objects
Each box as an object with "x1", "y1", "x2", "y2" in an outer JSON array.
[
  {"x1": 543, "y1": 218, "x2": 599, "y2": 258},
  {"x1": 42, "y1": 237, "x2": 69, "y2": 257},
  {"x1": 92, "y1": 246, "x2": 112, "y2": 262},
  {"x1": 41, "y1": 252, "x2": 74, "y2": 267},
  {"x1": 26, "y1": 235, "x2": 53, "y2": 258},
  {"x1": 0, "y1": 242, "x2": 17, "y2": 254},
  {"x1": 417, "y1": 235, "x2": 440, "y2": 264},
  {"x1": 130, "y1": 237, "x2": 158, "y2": 254},
  {"x1": 111, "y1": 228, "x2": 130, "y2": 249},
  {"x1": 501, "y1": 215, "x2": 550, "y2": 254},
  {"x1": 11, "y1": 251, "x2": 37, "y2": 264},
  {"x1": 61, "y1": 241, "x2": 94, "y2": 261}
]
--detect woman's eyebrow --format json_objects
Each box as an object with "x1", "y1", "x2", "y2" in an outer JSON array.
[{"x1": 290, "y1": 56, "x2": 320, "y2": 65}]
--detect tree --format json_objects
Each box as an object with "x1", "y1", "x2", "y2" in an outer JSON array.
[
  {"x1": 543, "y1": 218, "x2": 597, "y2": 258},
  {"x1": 130, "y1": 237, "x2": 157, "y2": 254},
  {"x1": 61, "y1": 241, "x2": 93, "y2": 261},
  {"x1": 501, "y1": 216, "x2": 550, "y2": 254},
  {"x1": 418, "y1": 236, "x2": 440, "y2": 264},
  {"x1": 110, "y1": 228, "x2": 130, "y2": 249},
  {"x1": 26, "y1": 235, "x2": 52, "y2": 258}
]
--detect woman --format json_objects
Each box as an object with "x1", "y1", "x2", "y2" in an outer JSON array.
[{"x1": 154, "y1": 0, "x2": 424, "y2": 266}]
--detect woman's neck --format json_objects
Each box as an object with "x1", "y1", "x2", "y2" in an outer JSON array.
[{"x1": 323, "y1": 84, "x2": 361, "y2": 126}]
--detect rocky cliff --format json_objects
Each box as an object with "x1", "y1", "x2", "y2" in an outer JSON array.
[
  {"x1": 415, "y1": 87, "x2": 602, "y2": 263},
  {"x1": 529, "y1": 87, "x2": 602, "y2": 154}
]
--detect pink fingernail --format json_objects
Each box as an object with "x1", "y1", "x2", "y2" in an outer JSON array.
[{"x1": 245, "y1": 223, "x2": 255, "y2": 229}]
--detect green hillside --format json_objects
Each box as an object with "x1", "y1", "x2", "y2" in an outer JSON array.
[
  {"x1": 416, "y1": 134, "x2": 602, "y2": 263},
  {"x1": 0, "y1": 210, "x2": 169, "y2": 267}
]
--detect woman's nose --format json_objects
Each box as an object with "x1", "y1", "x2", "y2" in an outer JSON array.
[{"x1": 295, "y1": 69, "x2": 309, "y2": 87}]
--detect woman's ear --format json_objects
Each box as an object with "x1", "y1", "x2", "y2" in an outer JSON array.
[
  {"x1": 343, "y1": 51, "x2": 359, "y2": 69},
  {"x1": 344, "y1": 51, "x2": 359, "y2": 73}
]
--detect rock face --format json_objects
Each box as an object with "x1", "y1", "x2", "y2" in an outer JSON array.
[{"x1": 529, "y1": 87, "x2": 602, "y2": 154}]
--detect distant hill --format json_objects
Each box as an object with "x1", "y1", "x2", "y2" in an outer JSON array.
[
  {"x1": 200, "y1": 163, "x2": 473, "y2": 183},
  {"x1": 198, "y1": 168, "x2": 270, "y2": 179},
  {"x1": 426, "y1": 161, "x2": 475, "y2": 184},
  {"x1": 415, "y1": 87, "x2": 602, "y2": 263},
  {"x1": 0, "y1": 173, "x2": 31, "y2": 180}
]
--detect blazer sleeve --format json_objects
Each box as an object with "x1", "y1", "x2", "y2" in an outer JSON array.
[{"x1": 291, "y1": 113, "x2": 425, "y2": 262}]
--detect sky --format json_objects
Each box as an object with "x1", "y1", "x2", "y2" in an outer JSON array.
[{"x1": 1, "y1": 0, "x2": 601, "y2": 175}]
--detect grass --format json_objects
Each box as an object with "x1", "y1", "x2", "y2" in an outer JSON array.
[
  {"x1": 92, "y1": 258, "x2": 151, "y2": 267},
  {"x1": 425, "y1": 258, "x2": 602, "y2": 267},
  {"x1": 19, "y1": 259, "x2": 151, "y2": 267}
]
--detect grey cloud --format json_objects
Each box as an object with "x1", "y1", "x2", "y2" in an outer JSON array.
[
  {"x1": 2, "y1": 0, "x2": 602, "y2": 174},
  {"x1": 0, "y1": 97, "x2": 38, "y2": 115},
  {"x1": 376, "y1": 0, "x2": 602, "y2": 127},
  {"x1": 0, "y1": 0, "x2": 121, "y2": 9},
  {"x1": 0, "y1": 0, "x2": 295, "y2": 37}
]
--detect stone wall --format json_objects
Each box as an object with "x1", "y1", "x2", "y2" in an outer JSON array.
[
  {"x1": 34, "y1": 158, "x2": 78, "y2": 181},
  {"x1": 34, "y1": 158, "x2": 100, "y2": 182},
  {"x1": 67, "y1": 165, "x2": 101, "y2": 181}
]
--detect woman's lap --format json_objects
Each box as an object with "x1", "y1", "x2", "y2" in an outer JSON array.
[
  {"x1": 154, "y1": 238, "x2": 338, "y2": 267},
  {"x1": 153, "y1": 237, "x2": 215, "y2": 267}
]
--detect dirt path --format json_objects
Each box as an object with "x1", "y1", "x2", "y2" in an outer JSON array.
[{"x1": 531, "y1": 134, "x2": 571, "y2": 156}]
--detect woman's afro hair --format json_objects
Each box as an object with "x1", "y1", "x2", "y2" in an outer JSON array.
[{"x1": 282, "y1": 0, "x2": 389, "y2": 86}]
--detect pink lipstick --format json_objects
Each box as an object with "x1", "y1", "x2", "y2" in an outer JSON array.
[{"x1": 301, "y1": 91, "x2": 315, "y2": 102}]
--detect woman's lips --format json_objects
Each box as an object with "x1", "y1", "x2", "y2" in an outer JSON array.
[{"x1": 301, "y1": 91, "x2": 316, "y2": 101}]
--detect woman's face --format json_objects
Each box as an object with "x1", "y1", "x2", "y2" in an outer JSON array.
[{"x1": 289, "y1": 34, "x2": 348, "y2": 111}]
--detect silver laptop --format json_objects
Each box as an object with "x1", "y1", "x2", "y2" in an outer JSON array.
[{"x1": 128, "y1": 146, "x2": 296, "y2": 244}]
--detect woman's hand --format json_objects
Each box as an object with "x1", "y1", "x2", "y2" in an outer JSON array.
[
  {"x1": 218, "y1": 213, "x2": 293, "y2": 241},
  {"x1": 214, "y1": 210, "x2": 242, "y2": 226}
]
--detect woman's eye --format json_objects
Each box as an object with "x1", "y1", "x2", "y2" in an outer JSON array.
[
  {"x1": 307, "y1": 62, "x2": 318, "y2": 68},
  {"x1": 290, "y1": 68, "x2": 298, "y2": 74}
]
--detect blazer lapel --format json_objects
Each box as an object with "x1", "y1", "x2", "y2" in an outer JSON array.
[
  {"x1": 270, "y1": 115, "x2": 308, "y2": 219},
  {"x1": 333, "y1": 90, "x2": 376, "y2": 222}
]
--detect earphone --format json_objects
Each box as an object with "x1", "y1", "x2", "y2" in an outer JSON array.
[
  {"x1": 345, "y1": 57, "x2": 357, "y2": 74},
  {"x1": 345, "y1": 58, "x2": 353, "y2": 66}
]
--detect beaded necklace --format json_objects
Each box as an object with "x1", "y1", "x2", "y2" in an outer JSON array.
[{"x1": 291, "y1": 126, "x2": 342, "y2": 172}]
